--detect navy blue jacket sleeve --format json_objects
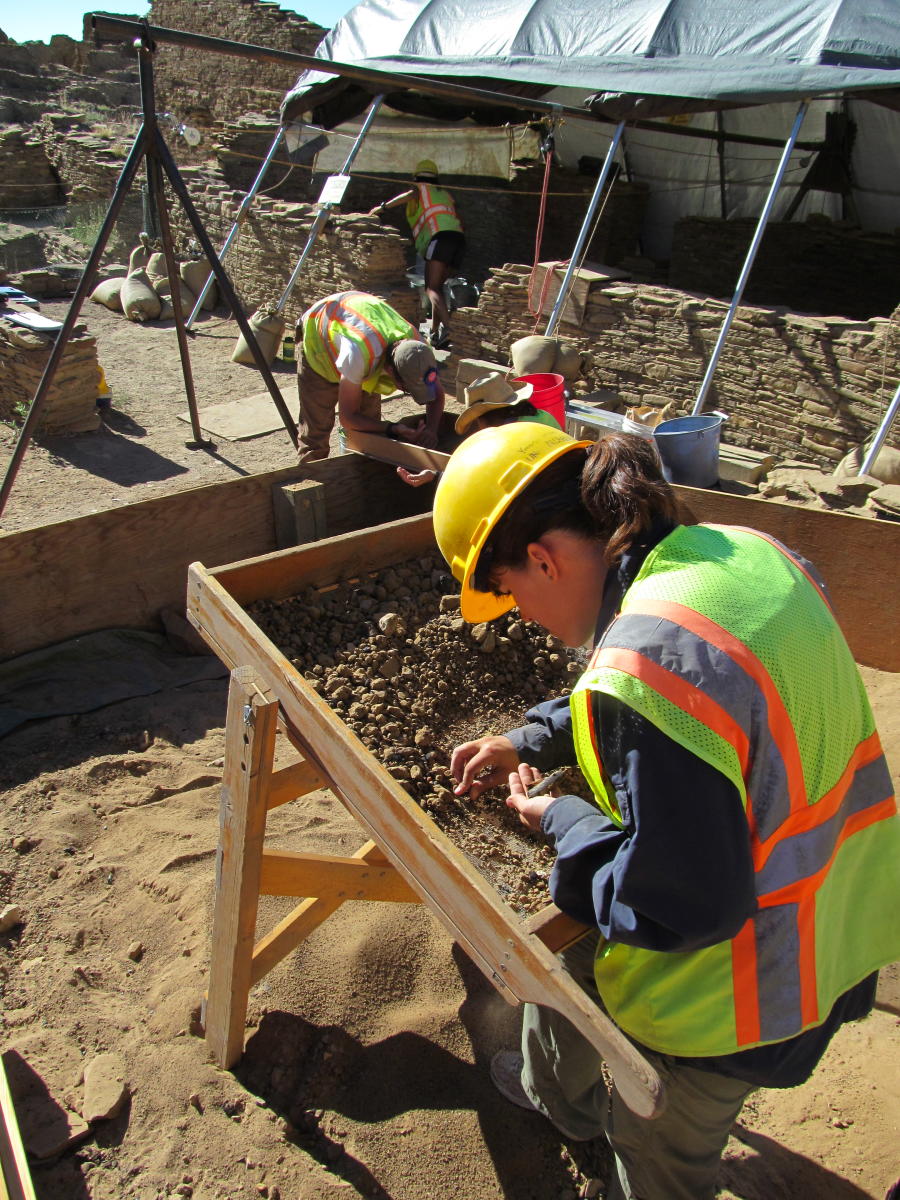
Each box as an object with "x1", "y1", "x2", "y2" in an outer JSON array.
[
  {"x1": 539, "y1": 694, "x2": 757, "y2": 953},
  {"x1": 506, "y1": 695, "x2": 575, "y2": 770}
]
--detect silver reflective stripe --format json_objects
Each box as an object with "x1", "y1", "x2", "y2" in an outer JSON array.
[
  {"x1": 318, "y1": 295, "x2": 384, "y2": 371},
  {"x1": 754, "y1": 905, "x2": 803, "y2": 1042},
  {"x1": 602, "y1": 612, "x2": 792, "y2": 836},
  {"x1": 756, "y1": 756, "x2": 893, "y2": 895}
]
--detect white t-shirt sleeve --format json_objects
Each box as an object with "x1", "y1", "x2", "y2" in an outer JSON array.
[{"x1": 333, "y1": 336, "x2": 368, "y2": 385}]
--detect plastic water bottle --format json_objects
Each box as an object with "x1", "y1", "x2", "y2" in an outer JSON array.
[{"x1": 281, "y1": 334, "x2": 295, "y2": 363}]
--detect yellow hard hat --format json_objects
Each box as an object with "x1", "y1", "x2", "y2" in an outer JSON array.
[
  {"x1": 433, "y1": 423, "x2": 589, "y2": 622},
  {"x1": 414, "y1": 159, "x2": 439, "y2": 179}
]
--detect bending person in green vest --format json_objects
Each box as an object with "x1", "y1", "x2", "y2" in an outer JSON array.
[
  {"x1": 297, "y1": 290, "x2": 446, "y2": 463},
  {"x1": 433, "y1": 422, "x2": 900, "y2": 1200},
  {"x1": 370, "y1": 159, "x2": 465, "y2": 350}
]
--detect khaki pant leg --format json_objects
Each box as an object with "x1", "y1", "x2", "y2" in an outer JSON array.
[
  {"x1": 606, "y1": 1059, "x2": 753, "y2": 1200},
  {"x1": 521, "y1": 933, "x2": 754, "y2": 1199},
  {"x1": 297, "y1": 353, "x2": 339, "y2": 460}
]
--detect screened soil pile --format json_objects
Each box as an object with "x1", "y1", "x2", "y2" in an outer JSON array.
[{"x1": 247, "y1": 554, "x2": 589, "y2": 914}]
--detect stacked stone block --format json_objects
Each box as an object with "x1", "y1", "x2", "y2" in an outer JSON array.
[
  {"x1": 0, "y1": 320, "x2": 100, "y2": 434},
  {"x1": 149, "y1": 0, "x2": 326, "y2": 125},
  {"x1": 451, "y1": 263, "x2": 900, "y2": 468},
  {"x1": 171, "y1": 168, "x2": 417, "y2": 330}
]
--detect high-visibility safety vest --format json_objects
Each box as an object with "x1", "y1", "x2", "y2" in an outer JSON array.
[
  {"x1": 406, "y1": 184, "x2": 463, "y2": 257},
  {"x1": 301, "y1": 291, "x2": 419, "y2": 396},
  {"x1": 570, "y1": 523, "x2": 899, "y2": 1058}
]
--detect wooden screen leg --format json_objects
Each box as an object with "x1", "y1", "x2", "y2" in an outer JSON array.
[{"x1": 203, "y1": 667, "x2": 278, "y2": 1069}]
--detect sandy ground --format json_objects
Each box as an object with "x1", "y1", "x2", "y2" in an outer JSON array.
[{"x1": 1, "y1": 291, "x2": 899, "y2": 1200}]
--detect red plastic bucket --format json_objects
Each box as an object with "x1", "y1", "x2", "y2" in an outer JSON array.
[{"x1": 515, "y1": 372, "x2": 565, "y2": 429}]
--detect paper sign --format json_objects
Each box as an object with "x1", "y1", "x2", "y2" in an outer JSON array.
[{"x1": 317, "y1": 174, "x2": 351, "y2": 206}]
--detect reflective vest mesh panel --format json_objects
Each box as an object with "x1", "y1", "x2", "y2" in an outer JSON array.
[
  {"x1": 301, "y1": 291, "x2": 418, "y2": 394},
  {"x1": 406, "y1": 184, "x2": 462, "y2": 257},
  {"x1": 569, "y1": 523, "x2": 899, "y2": 1056}
]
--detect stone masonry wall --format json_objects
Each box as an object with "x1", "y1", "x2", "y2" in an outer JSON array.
[
  {"x1": 149, "y1": 0, "x2": 326, "y2": 125},
  {"x1": 170, "y1": 168, "x2": 417, "y2": 332},
  {"x1": 670, "y1": 217, "x2": 900, "y2": 321},
  {"x1": 213, "y1": 124, "x2": 651, "y2": 288},
  {"x1": 451, "y1": 263, "x2": 900, "y2": 469}
]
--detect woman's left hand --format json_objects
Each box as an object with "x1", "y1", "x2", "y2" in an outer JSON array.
[{"x1": 506, "y1": 764, "x2": 557, "y2": 831}]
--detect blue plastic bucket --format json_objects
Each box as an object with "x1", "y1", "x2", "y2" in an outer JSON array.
[{"x1": 653, "y1": 413, "x2": 726, "y2": 488}]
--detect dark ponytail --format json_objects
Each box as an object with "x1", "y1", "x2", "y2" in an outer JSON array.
[{"x1": 580, "y1": 434, "x2": 679, "y2": 564}]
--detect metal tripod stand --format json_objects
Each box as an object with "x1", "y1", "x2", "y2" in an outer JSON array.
[{"x1": 0, "y1": 24, "x2": 299, "y2": 520}]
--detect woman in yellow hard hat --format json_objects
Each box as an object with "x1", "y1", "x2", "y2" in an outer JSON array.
[
  {"x1": 433, "y1": 422, "x2": 898, "y2": 1199},
  {"x1": 370, "y1": 159, "x2": 465, "y2": 350}
]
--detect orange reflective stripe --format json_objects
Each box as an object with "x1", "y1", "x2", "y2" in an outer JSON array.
[
  {"x1": 731, "y1": 919, "x2": 761, "y2": 1045},
  {"x1": 754, "y1": 730, "x2": 887, "y2": 871},
  {"x1": 705, "y1": 524, "x2": 834, "y2": 614},
  {"x1": 596, "y1": 646, "x2": 751, "y2": 775},
  {"x1": 758, "y1": 795, "x2": 897, "y2": 909},
  {"x1": 625, "y1": 597, "x2": 807, "y2": 814}
]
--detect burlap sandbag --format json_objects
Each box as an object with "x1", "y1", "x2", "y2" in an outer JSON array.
[
  {"x1": 834, "y1": 443, "x2": 900, "y2": 485},
  {"x1": 146, "y1": 249, "x2": 167, "y2": 279},
  {"x1": 154, "y1": 275, "x2": 196, "y2": 315},
  {"x1": 510, "y1": 335, "x2": 558, "y2": 376},
  {"x1": 555, "y1": 342, "x2": 582, "y2": 382},
  {"x1": 89, "y1": 277, "x2": 124, "y2": 312},
  {"x1": 510, "y1": 335, "x2": 582, "y2": 381},
  {"x1": 180, "y1": 258, "x2": 218, "y2": 311},
  {"x1": 128, "y1": 235, "x2": 151, "y2": 275},
  {"x1": 121, "y1": 268, "x2": 162, "y2": 322},
  {"x1": 231, "y1": 304, "x2": 285, "y2": 366}
]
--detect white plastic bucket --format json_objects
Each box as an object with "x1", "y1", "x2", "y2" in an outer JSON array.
[{"x1": 653, "y1": 413, "x2": 727, "y2": 488}]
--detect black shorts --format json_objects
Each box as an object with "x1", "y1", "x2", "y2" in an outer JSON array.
[{"x1": 425, "y1": 230, "x2": 466, "y2": 269}]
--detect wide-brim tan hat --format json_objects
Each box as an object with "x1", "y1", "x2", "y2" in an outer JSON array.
[{"x1": 455, "y1": 372, "x2": 533, "y2": 435}]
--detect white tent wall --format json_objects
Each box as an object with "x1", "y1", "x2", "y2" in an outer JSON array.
[
  {"x1": 849, "y1": 98, "x2": 900, "y2": 230},
  {"x1": 310, "y1": 115, "x2": 539, "y2": 182}
]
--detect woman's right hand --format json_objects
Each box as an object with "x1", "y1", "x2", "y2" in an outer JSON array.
[{"x1": 450, "y1": 735, "x2": 520, "y2": 801}]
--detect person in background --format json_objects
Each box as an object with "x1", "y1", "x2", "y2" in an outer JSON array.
[
  {"x1": 297, "y1": 290, "x2": 445, "y2": 463},
  {"x1": 397, "y1": 372, "x2": 559, "y2": 487},
  {"x1": 370, "y1": 160, "x2": 465, "y2": 350},
  {"x1": 433, "y1": 421, "x2": 899, "y2": 1200}
]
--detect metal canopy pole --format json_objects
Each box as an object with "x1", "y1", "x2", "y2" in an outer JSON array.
[
  {"x1": 274, "y1": 96, "x2": 384, "y2": 315},
  {"x1": 186, "y1": 125, "x2": 284, "y2": 330},
  {"x1": 544, "y1": 121, "x2": 625, "y2": 337},
  {"x1": 692, "y1": 101, "x2": 808, "y2": 416},
  {"x1": 859, "y1": 383, "x2": 900, "y2": 476},
  {"x1": 137, "y1": 37, "x2": 206, "y2": 447}
]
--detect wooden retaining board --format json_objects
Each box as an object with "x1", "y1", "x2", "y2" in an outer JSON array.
[
  {"x1": 186, "y1": 515, "x2": 665, "y2": 1119},
  {"x1": 3, "y1": 456, "x2": 897, "y2": 669}
]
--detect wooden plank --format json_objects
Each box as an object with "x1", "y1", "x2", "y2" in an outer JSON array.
[
  {"x1": 259, "y1": 849, "x2": 422, "y2": 903},
  {"x1": 524, "y1": 904, "x2": 592, "y2": 954},
  {"x1": 266, "y1": 757, "x2": 327, "y2": 810},
  {"x1": 203, "y1": 668, "x2": 278, "y2": 1070},
  {"x1": 188, "y1": 562, "x2": 664, "y2": 1118},
  {"x1": 0, "y1": 457, "x2": 431, "y2": 661},
  {"x1": 272, "y1": 478, "x2": 327, "y2": 549},
  {"x1": 0, "y1": 1054, "x2": 37, "y2": 1200},
  {"x1": 249, "y1": 840, "x2": 390, "y2": 985},
  {"x1": 203, "y1": 512, "x2": 436, "y2": 606},
  {"x1": 342, "y1": 429, "x2": 450, "y2": 474}
]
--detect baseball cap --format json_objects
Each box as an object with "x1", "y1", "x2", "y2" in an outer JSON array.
[{"x1": 391, "y1": 339, "x2": 439, "y2": 405}]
